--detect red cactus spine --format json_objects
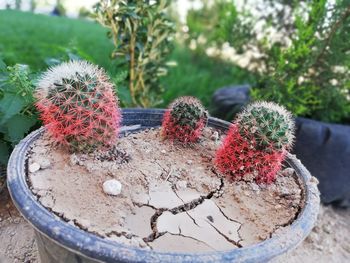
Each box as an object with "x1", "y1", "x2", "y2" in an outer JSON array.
[
  {"x1": 215, "y1": 125, "x2": 285, "y2": 183},
  {"x1": 215, "y1": 101, "x2": 294, "y2": 183},
  {"x1": 162, "y1": 97, "x2": 208, "y2": 143},
  {"x1": 35, "y1": 61, "x2": 121, "y2": 152}
]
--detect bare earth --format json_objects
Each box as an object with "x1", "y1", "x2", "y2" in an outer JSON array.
[{"x1": 27, "y1": 128, "x2": 303, "y2": 251}]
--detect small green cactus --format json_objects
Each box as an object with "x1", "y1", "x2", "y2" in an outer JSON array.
[
  {"x1": 35, "y1": 60, "x2": 121, "y2": 153},
  {"x1": 215, "y1": 101, "x2": 295, "y2": 183},
  {"x1": 162, "y1": 97, "x2": 208, "y2": 143},
  {"x1": 236, "y1": 101, "x2": 295, "y2": 151}
]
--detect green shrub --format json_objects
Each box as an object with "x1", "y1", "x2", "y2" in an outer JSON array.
[
  {"x1": 184, "y1": 0, "x2": 350, "y2": 124},
  {"x1": 94, "y1": 0, "x2": 175, "y2": 107},
  {"x1": 0, "y1": 59, "x2": 39, "y2": 164},
  {"x1": 252, "y1": 0, "x2": 350, "y2": 124}
]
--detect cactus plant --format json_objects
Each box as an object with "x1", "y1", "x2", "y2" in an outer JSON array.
[
  {"x1": 215, "y1": 101, "x2": 295, "y2": 183},
  {"x1": 162, "y1": 97, "x2": 208, "y2": 143},
  {"x1": 35, "y1": 60, "x2": 121, "y2": 152}
]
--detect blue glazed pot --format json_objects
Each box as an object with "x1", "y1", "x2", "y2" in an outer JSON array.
[{"x1": 7, "y1": 109, "x2": 320, "y2": 263}]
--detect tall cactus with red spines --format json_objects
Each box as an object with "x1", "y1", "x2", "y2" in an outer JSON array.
[
  {"x1": 35, "y1": 61, "x2": 121, "y2": 153},
  {"x1": 162, "y1": 97, "x2": 208, "y2": 143},
  {"x1": 215, "y1": 101, "x2": 295, "y2": 183}
]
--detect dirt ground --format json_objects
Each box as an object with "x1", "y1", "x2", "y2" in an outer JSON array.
[
  {"x1": 26, "y1": 128, "x2": 304, "y2": 251},
  {"x1": 0, "y1": 187, "x2": 349, "y2": 263}
]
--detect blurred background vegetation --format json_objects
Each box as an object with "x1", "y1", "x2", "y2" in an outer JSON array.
[{"x1": 0, "y1": 0, "x2": 349, "y2": 166}]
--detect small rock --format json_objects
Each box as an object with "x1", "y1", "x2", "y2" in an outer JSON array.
[
  {"x1": 161, "y1": 150, "x2": 167, "y2": 154},
  {"x1": 176, "y1": 180, "x2": 187, "y2": 190},
  {"x1": 242, "y1": 173, "x2": 255, "y2": 182},
  {"x1": 251, "y1": 183, "x2": 259, "y2": 191},
  {"x1": 80, "y1": 219, "x2": 91, "y2": 228},
  {"x1": 322, "y1": 224, "x2": 331, "y2": 234},
  {"x1": 275, "y1": 204, "x2": 282, "y2": 209},
  {"x1": 282, "y1": 168, "x2": 294, "y2": 177},
  {"x1": 39, "y1": 159, "x2": 51, "y2": 169},
  {"x1": 243, "y1": 190, "x2": 250, "y2": 197},
  {"x1": 29, "y1": 163, "x2": 40, "y2": 173},
  {"x1": 70, "y1": 154, "x2": 80, "y2": 165},
  {"x1": 210, "y1": 131, "x2": 219, "y2": 141},
  {"x1": 279, "y1": 187, "x2": 291, "y2": 196},
  {"x1": 186, "y1": 160, "x2": 193, "y2": 165},
  {"x1": 103, "y1": 179, "x2": 122, "y2": 196},
  {"x1": 310, "y1": 176, "x2": 319, "y2": 184},
  {"x1": 207, "y1": 215, "x2": 214, "y2": 222}
]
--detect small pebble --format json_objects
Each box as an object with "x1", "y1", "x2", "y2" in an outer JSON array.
[
  {"x1": 186, "y1": 160, "x2": 193, "y2": 165},
  {"x1": 310, "y1": 176, "x2": 319, "y2": 184},
  {"x1": 161, "y1": 150, "x2": 167, "y2": 154},
  {"x1": 176, "y1": 180, "x2": 187, "y2": 190},
  {"x1": 251, "y1": 183, "x2": 259, "y2": 192},
  {"x1": 282, "y1": 168, "x2": 294, "y2": 177},
  {"x1": 210, "y1": 131, "x2": 219, "y2": 141},
  {"x1": 29, "y1": 163, "x2": 40, "y2": 173},
  {"x1": 70, "y1": 154, "x2": 80, "y2": 165},
  {"x1": 103, "y1": 179, "x2": 122, "y2": 196},
  {"x1": 275, "y1": 204, "x2": 282, "y2": 209},
  {"x1": 39, "y1": 159, "x2": 51, "y2": 169}
]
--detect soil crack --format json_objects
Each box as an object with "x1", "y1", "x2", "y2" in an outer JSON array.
[
  {"x1": 143, "y1": 178, "x2": 224, "y2": 243},
  {"x1": 207, "y1": 221, "x2": 242, "y2": 248},
  {"x1": 169, "y1": 230, "x2": 217, "y2": 251}
]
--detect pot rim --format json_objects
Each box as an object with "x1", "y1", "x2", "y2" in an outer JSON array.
[{"x1": 7, "y1": 108, "x2": 320, "y2": 263}]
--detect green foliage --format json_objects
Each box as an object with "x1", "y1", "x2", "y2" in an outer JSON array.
[
  {"x1": 252, "y1": 0, "x2": 350, "y2": 123},
  {"x1": 0, "y1": 61, "x2": 39, "y2": 164},
  {"x1": 161, "y1": 45, "x2": 256, "y2": 108},
  {"x1": 0, "y1": 10, "x2": 114, "y2": 73},
  {"x1": 94, "y1": 0, "x2": 175, "y2": 107},
  {"x1": 186, "y1": 0, "x2": 350, "y2": 124},
  {"x1": 0, "y1": 10, "x2": 253, "y2": 109},
  {"x1": 186, "y1": 0, "x2": 252, "y2": 53}
]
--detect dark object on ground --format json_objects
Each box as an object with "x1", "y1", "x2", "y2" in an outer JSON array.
[
  {"x1": 211, "y1": 86, "x2": 350, "y2": 207},
  {"x1": 294, "y1": 118, "x2": 350, "y2": 207},
  {"x1": 212, "y1": 85, "x2": 250, "y2": 120}
]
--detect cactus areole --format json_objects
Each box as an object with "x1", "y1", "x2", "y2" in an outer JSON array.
[
  {"x1": 215, "y1": 101, "x2": 295, "y2": 183},
  {"x1": 162, "y1": 96, "x2": 208, "y2": 143},
  {"x1": 35, "y1": 61, "x2": 121, "y2": 153}
]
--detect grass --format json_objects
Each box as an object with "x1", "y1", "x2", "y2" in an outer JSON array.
[
  {"x1": 161, "y1": 47, "x2": 255, "y2": 108},
  {"x1": 0, "y1": 10, "x2": 114, "y2": 72},
  {"x1": 0, "y1": 10, "x2": 255, "y2": 109}
]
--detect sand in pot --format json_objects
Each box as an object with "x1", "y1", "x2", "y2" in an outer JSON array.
[{"x1": 27, "y1": 127, "x2": 304, "y2": 252}]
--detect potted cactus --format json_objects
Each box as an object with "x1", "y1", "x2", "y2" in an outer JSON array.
[
  {"x1": 162, "y1": 96, "x2": 208, "y2": 143},
  {"x1": 7, "y1": 61, "x2": 320, "y2": 263},
  {"x1": 215, "y1": 102, "x2": 294, "y2": 183}
]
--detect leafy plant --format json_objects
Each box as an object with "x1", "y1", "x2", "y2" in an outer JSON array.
[
  {"x1": 0, "y1": 60, "x2": 39, "y2": 164},
  {"x1": 185, "y1": 0, "x2": 252, "y2": 54},
  {"x1": 252, "y1": 0, "x2": 350, "y2": 123},
  {"x1": 162, "y1": 96, "x2": 208, "y2": 143},
  {"x1": 94, "y1": 0, "x2": 175, "y2": 107},
  {"x1": 215, "y1": 101, "x2": 295, "y2": 183},
  {"x1": 185, "y1": 0, "x2": 350, "y2": 124},
  {"x1": 35, "y1": 61, "x2": 121, "y2": 153}
]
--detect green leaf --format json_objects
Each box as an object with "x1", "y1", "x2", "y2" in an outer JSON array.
[
  {"x1": 0, "y1": 141, "x2": 9, "y2": 165},
  {"x1": 118, "y1": 86, "x2": 132, "y2": 106},
  {"x1": 0, "y1": 93, "x2": 26, "y2": 124},
  {"x1": 4, "y1": 114, "x2": 37, "y2": 144},
  {"x1": 0, "y1": 59, "x2": 6, "y2": 72}
]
